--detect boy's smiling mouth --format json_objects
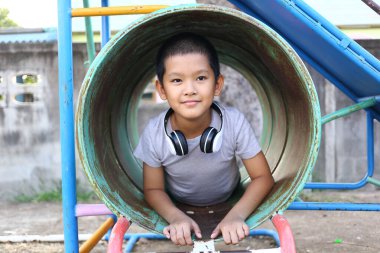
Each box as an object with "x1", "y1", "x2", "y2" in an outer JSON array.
[{"x1": 182, "y1": 100, "x2": 201, "y2": 106}]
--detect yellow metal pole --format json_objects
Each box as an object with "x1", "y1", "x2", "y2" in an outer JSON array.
[
  {"x1": 79, "y1": 217, "x2": 115, "y2": 253},
  {"x1": 72, "y1": 5, "x2": 168, "y2": 17}
]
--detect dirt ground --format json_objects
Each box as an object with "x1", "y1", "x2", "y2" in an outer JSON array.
[{"x1": 0, "y1": 191, "x2": 380, "y2": 253}]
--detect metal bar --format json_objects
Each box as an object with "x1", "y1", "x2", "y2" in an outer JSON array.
[
  {"x1": 305, "y1": 103, "x2": 376, "y2": 190},
  {"x1": 57, "y1": 0, "x2": 79, "y2": 252},
  {"x1": 304, "y1": 176, "x2": 368, "y2": 189},
  {"x1": 304, "y1": 96, "x2": 378, "y2": 190},
  {"x1": 101, "y1": 0, "x2": 110, "y2": 47},
  {"x1": 292, "y1": 0, "x2": 380, "y2": 72},
  {"x1": 71, "y1": 5, "x2": 168, "y2": 17},
  {"x1": 107, "y1": 217, "x2": 130, "y2": 253},
  {"x1": 289, "y1": 202, "x2": 380, "y2": 211},
  {"x1": 83, "y1": 0, "x2": 96, "y2": 64},
  {"x1": 322, "y1": 97, "x2": 377, "y2": 125},
  {"x1": 250, "y1": 229, "x2": 280, "y2": 246},
  {"x1": 79, "y1": 217, "x2": 115, "y2": 253},
  {"x1": 367, "y1": 177, "x2": 380, "y2": 187},
  {"x1": 271, "y1": 214, "x2": 296, "y2": 253},
  {"x1": 124, "y1": 235, "x2": 140, "y2": 253},
  {"x1": 76, "y1": 203, "x2": 113, "y2": 217},
  {"x1": 361, "y1": 0, "x2": 380, "y2": 15},
  {"x1": 123, "y1": 233, "x2": 166, "y2": 240},
  {"x1": 367, "y1": 111, "x2": 375, "y2": 178},
  {"x1": 358, "y1": 95, "x2": 380, "y2": 102}
]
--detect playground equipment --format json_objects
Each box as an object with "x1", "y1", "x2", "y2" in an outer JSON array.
[
  {"x1": 76, "y1": 3, "x2": 320, "y2": 235},
  {"x1": 57, "y1": 0, "x2": 379, "y2": 252}
]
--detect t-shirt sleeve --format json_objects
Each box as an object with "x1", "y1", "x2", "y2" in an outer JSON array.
[
  {"x1": 234, "y1": 110, "x2": 261, "y2": 160},
  {"x1": 133, "y1": 120, "x2": 162, "y2": 168}
]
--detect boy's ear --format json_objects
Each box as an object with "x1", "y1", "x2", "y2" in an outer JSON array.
[
  {"x1": 214, "y1": 74, "x2": 224, "y2": 96},
  {"x1": 155, "y1": 79, "x2": 167, "y2": 100}
]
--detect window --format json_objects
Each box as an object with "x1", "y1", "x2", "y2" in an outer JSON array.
[
  {"x1": 15, "y1": 74, "x2": 40, "y2": 85},
  {"x1": 14, "y1": 93, "x2": 38, "y2": 103}
]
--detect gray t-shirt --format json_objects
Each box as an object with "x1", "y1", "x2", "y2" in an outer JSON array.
[{"x1": 134, "y1": 103, "x2": 261, "y2": 206}]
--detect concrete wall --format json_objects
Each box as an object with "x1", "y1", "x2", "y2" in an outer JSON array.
[
  {"x1": 0, "y1": 42, "x2": 89, "y2": 200},
  {"x1": 0, "y1": 37, "x2": 379, "y2": 201}
]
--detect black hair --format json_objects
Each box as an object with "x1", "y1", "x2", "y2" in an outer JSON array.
[{"x1": 155, "y1": 32, "x2": 220, "y2": 84}]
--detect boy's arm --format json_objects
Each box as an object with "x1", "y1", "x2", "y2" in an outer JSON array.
[
  {"x1": 211, "y1": 151, "x2": 274, "y2": 244},
  {"x1": 143, "y1": 162, "x2": 202, "y2": 245}
]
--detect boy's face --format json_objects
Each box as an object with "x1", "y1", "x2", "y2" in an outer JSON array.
[{"x1": 156, "y1": 53, "x2": 224, "y2": 121}]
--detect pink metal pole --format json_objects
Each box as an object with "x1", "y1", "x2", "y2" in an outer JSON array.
[
  {"x1": 271, "y1": 214, "x2": 296, "y2": 253},
  {"x1": 76, "y1": 204, "x2": 113, "y2": 217},
  {"x1": 107, "y1": 216, "x2": 130, "y2": 253}
]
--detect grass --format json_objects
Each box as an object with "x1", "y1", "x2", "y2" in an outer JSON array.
[{"x1": 14, "y1": 185, "x2": 99, "y2": 203}]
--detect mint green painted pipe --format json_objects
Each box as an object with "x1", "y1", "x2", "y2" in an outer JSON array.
[
  {"x1": 367, "y1": 177, "x2": 380, "y2": 187},
  {"x1": 82, "y1": 0, "x2": 96, "y2": 65},
  {"x1": 76, "y1": 4, "x2": 321, "y2": 234},
  {"x1": 322, "y1": 97, "x2": 377, "y2": 125}
]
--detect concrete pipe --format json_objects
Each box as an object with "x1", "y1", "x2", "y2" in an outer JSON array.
[{"x1": 76, "y1": 4, "x2": 321, "y2": 234}]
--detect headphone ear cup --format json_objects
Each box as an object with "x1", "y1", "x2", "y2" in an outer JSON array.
[
  {"x1": 170, "y1": 130, "x2": 188, "y2": 156},
  {"x1": 200, "y1": 127, "x2": 218, "y2": 153}
]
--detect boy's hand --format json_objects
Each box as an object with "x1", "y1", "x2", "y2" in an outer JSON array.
[
  {"x1": 210, "y1": 214, "x2": 250, "y2": 244},
  {"x1": 163, "y1": 214, "x2": 202, "y2": 246}
]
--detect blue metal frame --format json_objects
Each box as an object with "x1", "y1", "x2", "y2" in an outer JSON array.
[
  {"x1": 290, "y1": 110, "x2": 378, "y2": 211},
  {"x1": 101, "y1": 0, "x2": 110, "y2": 47},
  {"x1": 228, "y1": 0, "x2": 380, "y2": 120},
  {"x1": 304, "y1": 111, "x2": 375, "y2": 190},
  {"x1": 289, "y1": 202, "x2": 380, "y2": 211},
  {"x1": 57, "y1": 0, "x2": 78, "y2": 252},
  {"x1": 58, "y1": 0, "x2": 379, "y2": 251}
]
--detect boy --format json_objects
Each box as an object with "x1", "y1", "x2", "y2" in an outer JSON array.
[{"x1": 134, "y1": 32, "x2": 274, "y2": 246}]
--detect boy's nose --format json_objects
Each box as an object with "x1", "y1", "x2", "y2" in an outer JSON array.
[{"x1": 183, "y1": 81, "x2": 197, "y2": 95}]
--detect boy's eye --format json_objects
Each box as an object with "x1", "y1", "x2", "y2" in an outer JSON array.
[
  {"x1": 197, "y1": 76, "x2": 207, "y2": 81},
  {"x1": 171, "y1": 79, "x2": 182, "y2": 83}
]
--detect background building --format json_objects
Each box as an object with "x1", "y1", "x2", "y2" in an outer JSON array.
[{"x1": 0, "y1": 0, "x2": 379, "y2": 200}]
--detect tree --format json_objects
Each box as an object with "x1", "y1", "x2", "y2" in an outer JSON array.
[{"x1": 0, "y1": 8, "x2": 18, "y2": 28}]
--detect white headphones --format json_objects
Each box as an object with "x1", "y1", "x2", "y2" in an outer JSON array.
[{"x1": 164, "y1": 102, "x2": 224, "y2": 156}]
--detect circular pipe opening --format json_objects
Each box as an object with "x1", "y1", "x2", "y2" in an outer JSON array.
[{"x1": 76, "y1": 5, "x2": 321, "y2": 233}]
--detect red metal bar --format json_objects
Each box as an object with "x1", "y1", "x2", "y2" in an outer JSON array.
[
  {"x1": 271, "y1": 214, "x2": 296, "y2": 253},
  {"x1": 107, "y1": 216, "x2": 130, "y2": 253}
]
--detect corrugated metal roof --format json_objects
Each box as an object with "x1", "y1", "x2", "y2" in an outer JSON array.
[{"x1": 0, "y1": 28, "x2": 57, "y2": 44}]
